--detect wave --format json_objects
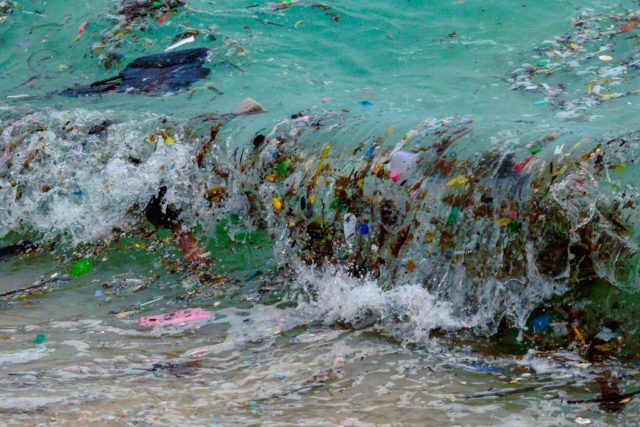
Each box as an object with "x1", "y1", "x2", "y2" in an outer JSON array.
[{"x1": 1, "y1": 100, "x2": 638, "y2": 338}]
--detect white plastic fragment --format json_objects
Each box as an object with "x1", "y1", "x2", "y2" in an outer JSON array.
[
  {"x1": 232, "y1": 98, "x2": 266, "y2": 115},
  {"x1": 165, "y1": 36, "x2": 195, "y2": 52},
  {"x1": 343, "y1": 213, "x2": 356, "y2": 242}
]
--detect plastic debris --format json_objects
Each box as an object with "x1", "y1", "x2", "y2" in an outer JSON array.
[
  {"x1": 513, "y1": 155, "x2": 535, "y2": 173},
  {"x1": 139, "y1": 308, "x2": 213, "y2": 327},
  {"x1": 532, "y1": 314, "x2": 551, "y2": 332},
  {"x1": 467, "y1": 363, "x2": 507, "y2": 374},
  {"x1": 620, "y1": 20, "x2": 638, "y2": 33},
  {"x1": 78, "y1": 21, "x2": 90, "y2": 34},
  {"x1": 165, "y1": 35, "x2": 195, "y2": 52},
  {"x1": 233, "y1": 98, "x2": 266, "y2": 115},
  {"x1": 61, "y1": 48, "x2": 211, "y2": 96},
  {"x1": 389, "y1": 151, "x2": 418, "y2": 182},
  {"x1": 272, "y1": 197, "x2": 283, "y2": 212},
  {"x1": 69, "y1": 259, "x2": 93, "y2": 277},
  {"x1": 33, "y1": 334, "x2": 45, "y2": 345},
  {"x1": 506, "y1": 8, "x2": 640, "y2": 114},
  {"x1": 447, "y1": 175, "x2": 469, "y2": 188},
  {"x1": 356, "y1": 223, "x2": 369, "y2": 236},
  {"x1": 343, "y1": 213, "x2": 357, "y2": 240}
]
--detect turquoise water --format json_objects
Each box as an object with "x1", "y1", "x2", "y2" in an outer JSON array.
[{"x1": 2, "y1": 1, "x2": 640, "y2": 425}]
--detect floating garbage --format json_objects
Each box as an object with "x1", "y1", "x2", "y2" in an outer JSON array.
[
  {"x1": 139, "y1": 308, "x2": 212, "y2": 327},
  {"x1": 69, "y1": 259, "x2": 93, "y2": 278},
  {"x1": 506, "y1": 7, "x2": 640, "y2": 115},
  {"x1": 61, "y1": 48, "x2": 211, "y2": 96},
  {"x1": 165, "y1": 35, "x2": 195, "y2": 52},
  {"x1": 94, "y1": 0, "x2": 189, "y2": 68},
  {"x1": 532, "y1": 314, "x2": 551, "y2": 333}
]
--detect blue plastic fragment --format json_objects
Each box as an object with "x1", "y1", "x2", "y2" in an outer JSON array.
[
  {"x1": 359, "y1": 99, "x2": 374, "y2": 107},
  {"x1": 468, "y1": 363, "x2": 508, "y2": 374},
  {"x1": 365, "y1": 146, "x2": 375, "y2": 157},
  {"x1": 533, "y1": 314, "x2": 551, "y2": 332},
  {"x1": 95, "y1": 289, "x2": 104, "y2": 297},
  {"x1": 356, "y1": 223, "x2": 369, "y2": 235}
]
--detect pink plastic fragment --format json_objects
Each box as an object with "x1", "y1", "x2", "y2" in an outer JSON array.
[
  {"x1": 139, "y1": 308, "x2": 212, "y2": 327},
  {"x1": 389, "y1": 170, "x2": 401, "y2": 183}
]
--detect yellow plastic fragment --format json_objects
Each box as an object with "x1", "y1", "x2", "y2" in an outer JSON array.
[
  {"x1": 598, "y1": 93, "x2": 623, "y2": 100},
  {"x1": 115, "y1": 311, "x2": 136, "y2": 319},
  {"x1": 162, "y1": 131, "x2": 175, "y2": 144},
  {"x1": 272, "y1": 197, "x2": 282, "y2": 212},
  {"x1": 612, "y1": 164, "x2": 627, "y2": 173},
  {"x1": 496, "y1": 218, "x2": 512, "y2": 227},
  {"x1": 446, "y1": 175, "x2": 469, "y2": 188},
  {"x1": 593, "y1": 341, "x2": 617, "y2": 352},
  {"x1": 571, "y1": 324, "x2": 586, "y2": 343},
  {"x1": 320, "y1": 145, "x2": 331, "y2": 159},
  {"x1": 373, "y1": 161, "x2": 382, "y2": 175},
  {"x1": 309, "y1": 145, "x2": 331, "y2": 191}
]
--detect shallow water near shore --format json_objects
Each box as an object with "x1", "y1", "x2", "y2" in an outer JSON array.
[
  {"x1": 3, "y1": 0, "x2": 640, "y2": 425},
  {"x1": 2, "y1": 253, "x2": 640, "y2": 426}
]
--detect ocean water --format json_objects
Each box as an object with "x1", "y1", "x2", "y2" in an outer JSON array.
[{"x1": 2, "y1": 0, "x2": 640, "y2": 425}]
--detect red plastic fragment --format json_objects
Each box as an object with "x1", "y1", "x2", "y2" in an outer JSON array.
[
  {"x1": 620, "y1": 20, "x2": 638, "y2": 33},
  {"x1": 513, "y1": 155, "x2": 536, "y2": 173},
  {"x1": 78, "y1": 21, "x2": 90, "y2": 34}
]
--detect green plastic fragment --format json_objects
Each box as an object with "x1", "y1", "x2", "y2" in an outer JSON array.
[
  {"x1": 155, "y1": 228, "x2": 172, "y2": 240},
  {"x1": 530, "y1": 146, "x2": 542, "y2": 155},
  {"x1": 275, "y1": 159, "x2": 291, "y2": 176},
  {"x1": 69, "y1": 259, "x2": 93, "y2": 277},
  {"x1": 33, "y1": 334, "x2": 45, "y2": 345},
  {"x1": 446, "y1": 207, "x2": 460, "y2": 225},
  {"x1": 310, "y1": 215, "x2": 324, "y2": 225},
  {"x1": 533, "y1": 100, "x2": 547, "y2": 106},
  {"x1": 537, "y1": 59, "x2": 548, "y2": 67},
  {"x1": 151, "y1": 1, "x2": 163, "y2": 8},
  {"x1": 507, "y1": 220, "x2": 521, "y2": 232},
  {"x1": 230, "y1": 213, "x2": 240, "y2": 225}
]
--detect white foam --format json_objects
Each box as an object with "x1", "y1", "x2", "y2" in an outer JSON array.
[{"x1": 294, "y1": 266, "x2": 468, "y2": 342}]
